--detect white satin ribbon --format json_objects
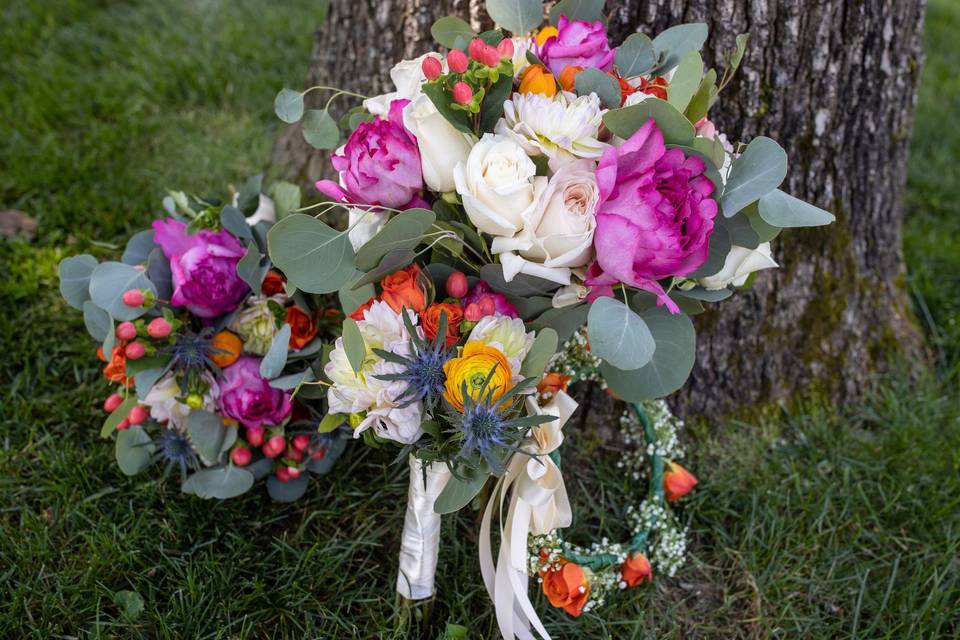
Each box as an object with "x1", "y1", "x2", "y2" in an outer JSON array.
[
  {"x1": 396, "y1": 455, "x2": 451, "y2": 600},
  {"x1": 479, "y1": 390, "x2": 578, "y2": 640}
]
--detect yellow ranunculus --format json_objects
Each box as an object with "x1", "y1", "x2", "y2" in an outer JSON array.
[
  {"x1": 443, "y1": 341, "x2": 512, "y2": 412},
  {"x1": 535, "y1": 26, "x2": 559, "y2": 47}
]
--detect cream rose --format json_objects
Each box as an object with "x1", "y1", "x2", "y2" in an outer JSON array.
[
  {"x1": 362, "y1": 52, "x2": 444, "y2": 118},
  {"x1": 493, "y1": 160, "x2": 598, "y2": 284},
  {"x1": 453, "y1": 133, "x2": 547, "y2": 237},
  {"x1": 402, "y1": 94, "x2": 475, "y2": 193},
  {"x1": 698, "y1": 242, "x2": 779, "y2": 290}
]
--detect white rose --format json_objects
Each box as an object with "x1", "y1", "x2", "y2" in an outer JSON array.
[
  {"x1": 698, "y1": 242, "x2": 779, "y2": 290},
  {"x1": 362, "y1": 52, "x2": 444, "y2": 118},
  {"x1": 402, "y1": 94, "x2": 475, "y2": 193},
  {"x1": 347, "y1": 207, "x2": 387, "y2": 251},
  {"x1": 453, "y1": 133, "x2": 547, "y2": 237},
  {"x1": 493, "y1": 160, "x2": 598, "y2": 285}
]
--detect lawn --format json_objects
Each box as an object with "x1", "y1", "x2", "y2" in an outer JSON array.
[{"x1": 1, "y1": 1, "x2": 958, "y2": 638}]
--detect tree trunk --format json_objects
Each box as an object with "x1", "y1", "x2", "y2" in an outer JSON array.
[{"x1": 273, "y1": 0, "x2": 928, "y2": 418}]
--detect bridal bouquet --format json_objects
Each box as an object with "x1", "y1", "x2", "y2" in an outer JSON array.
[
  {"x1": 57, "y1": 179, "x2": 346, "y2": 502},
  {"x1": 269, "y1": 0, "x2": 833, "y2": 634}
]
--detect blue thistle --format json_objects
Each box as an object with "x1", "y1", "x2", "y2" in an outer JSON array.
[
  {"x1": 154, "y1": 429, "x2": 199, "y2": 481},
  {"x1": 372, "y1": 309, "x2": 452, "y2": 412}
]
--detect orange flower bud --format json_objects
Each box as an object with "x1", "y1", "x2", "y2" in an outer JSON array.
[
  {"x1": 663, "y1": 461, "x2": 698, "y2": 502},
  {"x1": 519, "y1": 64, "x2": 557, "y2": 97},
  {"x1": 535, "y1": 26, "x2": 559, "y2": 47},
  {"x1": 210, "y1": 330, "x2": 243, "y2": 368},
  {"x1": 537, "y1": 372, "x2": 571, "y2": 396},
  {"x1": 558, "y1": 65, "x2": 584, "y2": 92},
  {"x1": 620, "y1": 552, "x2": 652, "y2": 588}
]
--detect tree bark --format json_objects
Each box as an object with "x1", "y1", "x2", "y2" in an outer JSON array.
[{"x1": 273, "y1": 0, "x2": 928, "y2": 418}]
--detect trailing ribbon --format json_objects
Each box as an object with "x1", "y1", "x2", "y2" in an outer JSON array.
[
  {"x1": 396, "y1": 455, "x2": 451, "y2": 600},
  {"x1": 479, "y1": 390, "x2": 579, "y2": 640}
]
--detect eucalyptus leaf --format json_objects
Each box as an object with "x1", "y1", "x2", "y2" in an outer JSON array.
[
  {"x1": 673, "y1": 286, "x2": 732, "y2": 302},
  {"x1": 651, "y1": 23, "x2": 708, "y2": 75},
  {"x1": 270, "y1": 368, "x2": 315, "y2": 390},
  {"x1": 720, "y1": 136, "x2": 788, "y2": 218},
  {"x1": 146, "y1": 248, "x2": 173, "y2": 300},
  {"x1": 574, "y1": 68, "x2": 621, "y2": 108},
  {"x1": 615, "y1": 33, "x2": 657, "y2": 78},
  {"x1": 267, "y1": 214, "x2": 355, "y2": 294},
  {"x1": 480, "y1": 264, "x2": 560, "y2": 297},
  {"x1": 486, "y1": 0, "x2": 544, "y2": 35},
  {"x1": 121, "y1": 230, "x2": 158, "y2": 266},
  {"x1": 687, "y1": 222, "x2": 731, "y2": 279},
  {"x1": 521, "y1": 328, "x2": 559, "y2": 378},
  {"x1": 351, "y1": 249, "x2": 416, "y2": 289},
  {"x1": 685, "y1": 68, "x2": 718, "y2": 123},
  {"x1": 115, "y1": 425, "x2": 155, "y2": 476},
  {"x1": 301, "y1": 109, "x2": 340, "y2": 150},
  {"x1": 355, "y1": 208, "x2": 435, "y2": 271},
  {"x1": 434, "y1": 467, "x2": 488, "y2": 514},
  {"x1": 114, "y1": 590, "x2": 144, "y2": 622},
  {"x1": 603, "y1": 98, "x2": 695, "y2": 145},
  {"x1": 666, "y1": 51, "x2": 703, "y2": 113},
  {"x1": 135, "y1": 366, "x2": 168, "y2": 401},
  {"x1": 731, "y1": 33, "x2": 749, "y2": 74},
  {"x1": 182, "y1": 466, "x2": 254, "y2": 499},
  {"x1": 270, "y1": 181, "x2": 301, "y2": 219},
  {"x1": 266, "y1": 473, "x2": 309, "y2": 502},
  {"x1": 89, "y1": 262, "x2": 156, "y2": 322},
  {"x1": 531, "y1": 304, "x2": 589, "y2": 343},
  {"x1": 186, "y1": 410, "x2": 230, "y2": 462},
  {"x1": 101, "y1": 396, "x2": 137, "y2": 438},
  {"x1": 690, "y1": 131, "x2": 725, "y2": 168},
  {"x1": 549, "y1": 0, "x2": 604, "y2": 24},
  {"x1": 274, "y1": 88, "x2": 304, "y2": 123},
  {"x1": 587, "y1": 297, "x2": 656, "y2": 371},
  {"x1": 82, "y1": 300, "x2": 112, "y2": 341},
  {"x1": 260, "y1": 324, "x2": 291, "y2": 379},
  {"x1": 480, "y1": 75, "x2": 514, "y2": 134},
  {"x1": 59, "y1": 255, "x2": 98, "y2": 310},
  {"x1": 744, "y1": 202, "x2": 782, "y2": 241},
  {"x1": 432, "y1": 16, "x2": 475, "y2": 48},
  {"x1": 339, "y1": 281, "x2": 376, "y2": 315},
  {"x1": 601, "y1": 307, "x2": 696, "y2": 401},
  {"x1": 220, "y1": 205, "x2": 253, "y2": 240},
  {"x1": 758, "y1": 189, "x2": 835, "y2": 227},
  {"x1": 306, "y1": 434, "x2": 348, "y2": 474},
  {"x1": 236, "y1": 241, "x2": 265, "y2": 293},
  {"x1": 342, "y1": 318, "x2": 365, "y2": 374},
  {"x1": 723, "y1": 210, "x2": 761, "y2": 248}
]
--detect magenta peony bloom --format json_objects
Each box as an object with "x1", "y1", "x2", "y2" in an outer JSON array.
[
  {"x1": 538, "y1": 16, "x2": 615, "y2": 77},
  {"x1": 218, "y1": 356, "x2": 292, "y2": 429},
  {"x1": 152, "y1": 218, "x2": 249, "y2": 318},
  {"x1": 463, "y1": 281, "x2": 519, "y2": 318},
  {"x1": 586, "y1": 119, "x2": 718, "y2": 312},
  {"x1": 315, "y1": 99, "x2": 425, "y2": 210}
]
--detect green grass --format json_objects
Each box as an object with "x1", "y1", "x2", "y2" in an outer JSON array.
[{"x1": 1, "y1": 0, "x2": 958, "y2": 638}]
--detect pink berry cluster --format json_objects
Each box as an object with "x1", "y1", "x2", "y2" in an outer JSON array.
[
  {"x1": 230, "y1": 429, "x2": 326, "y2": 483},
  {"x1": 421, "y1": 37, "x2": 515, "y2": 107}
]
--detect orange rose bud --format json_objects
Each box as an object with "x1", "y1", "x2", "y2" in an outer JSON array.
[
  {"x1": 537, "y1": 372, "x2": 571, "y2": 396},
  {"x1": 540, "y1": 562, "x2": 590, "y2": 617},
  {"x1": 663, "y1": 461, "x2": 698, "y2": 502},
  {"x1": 349, "y1": 296, "x2": 378, "y2": 321},
  {"x1": 535, "y1": 26, "x2": 559, "y2": 47},
  {"x1": 210, "y1": 330, "x2": 243, "y2": 368},
  {"x1": 519, "y1": 64, "x2": 557, "y2": 97},
  {"x1": 261, "y1": 270, "x2": 287, "y2": 296},
  {"x1": 381, "y1": 264, "x2": 427, "y2": 313},
  {"x1": 620, "y1": 552, "x2": 652, "y2": 588},
  {"x1": 421, "y1": 302, "x2": 463, "y2": 348},
  {"x1": 558, "y1": 65, "x2": 583, "y2": 92},
  {"x1": 285, "y1": 306, "x2": 318, "y2": 350}
]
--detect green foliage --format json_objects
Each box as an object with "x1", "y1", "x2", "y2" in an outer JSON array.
[
  {"x1": 720, "y1": 136, "x2": 788, "y2": 217},
  {"x1": 267, "y1": 214, "x2": 355, "y2": 294},
  {"x1": 300, "y1": 109, "x2": 339, "y2": 150},
  {"x1": 115, "y1": 425, "x2": 156, "y2": 476},
  {"x1": 665, "y1": 51, "x2": 703, "y2": 113},
  {"x1": 274, "y1": 88, "x2": 305, "y2": 123},
  {"x1": 573, "y1": 68, "x2": 621, "y2": 108},
  {"x1": 485, "y1": 0, "x2": 544, "y2": 35},
  {"x1": 587, "y1": 296, "x2": 655, "y2": 371},
  {"x1": 260, "y1": 324, "x2": 291, "y2": 379},
  {"x1": 431, "y1": 16, "x2": 474, "y2": 48},
  {"x1": 355, "y1": 208, "x2": 435, "y2": 271},
  {"x1": 433, "y1": 466, "x2": 488, "y2": 514},
  {"x1": 759, "y1": 189, "x2": 835, "y2": 227},
  {"x1": 549, "y1": 0, "x2": 604, "y2": 25},
  {"x1": 603, "y1": 98, "x2": 696, "y2": 144},
  {"x1": 342, "y1": 317, "x2": 365, "y2": 374},
  {"x1": 651, "y1": 23, "x2": 708, "y2": 75},
  {"x1": 614, "y1": 33, "x2": 657, "y2": 78}
]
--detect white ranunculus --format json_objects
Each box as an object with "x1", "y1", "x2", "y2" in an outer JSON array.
[
  {"x1": 362, "y1": 52, "x2": 445, "y2": 118},
  {"x1": 496, "y1": 91, "x2": 606, "y2": 170},
  {"x1": 467, "y1": 314, "x2": 536, "y2": 381},
  {"x1": 144, "y1": 373, "x2": 218, "y2": 430},
  {"x1": 402, "y1": 94, "x2": 475, "y2": 193},
  {"x1": 698, "y1": 242, "x2": 779, "y2": 290},
  {"x1": 453, "y1": 133, "x2": 547, "y2": 237},
  {"x1": 492, "y1": 160, "x2": 598, "y2": 284}
]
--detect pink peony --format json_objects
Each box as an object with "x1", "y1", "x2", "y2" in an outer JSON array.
[
  {"x1": 586, "y1": 119, "x2": 718, "y2": 312},
  {"x1": 316, "y1": 99, "x2": 425, "y2": 210},
  {"x1": 538, "y1": 16, "x2": 615, "y2": 77},
  {"x1": 218, "y1": 356, "x2": 292, "y2": 429}
]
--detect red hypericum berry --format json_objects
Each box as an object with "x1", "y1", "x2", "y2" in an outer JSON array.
[
  {"x1": 311, "y1": 448, "x2": 326, "y2": 461},
  {"x1": 292, "y1": 434, "x2": 310, "y2": 452},
  {"x1": 287, "y1": 467, "x2": 302, "y2": 479},
  {"x1": 479, "y1": 44, "x2": 500, "y2": 67},
  {"x1": 452, "y1": 81, "x2": 473, "y2": 105},
  {"x1": 246, "y1": 426, "x2": 264, "y2": 447},
  {"x1": 478, "y1": 297, "x2": 496, "y2": 317},
  {"x1": 275, "y1": 466, "x2": 292, "y2": 482},
  {"x1": 447, "y1": 49, "x2": 468, "y2": 74},
  {"x1": 422, "y1": 55, "x2": 442, "y2": 80},
  {"x1": 464, "y1": 302, "x2": 483, "y2": 322},
  {"x1": 124, "y1": 342, "x2": 146, "y2": 360},
  {"x1": 446, "y1": 271, "x2": 469, "y2": 298},
  {"x1": 122, "y1": 289, "x2": 145, "y2": 307},
  {"x1": 496, "y1": 38, "x2": 515, "y2": 59},
  {"x1": 285, "y1": 445, "x2": 305, "y2": 463},
  {"x1": 231, "y1": 447, "x2": 252, "y2": 466},
  {"x1": 264, "y1": 435, "x2": 286, "y2": 459},
  {"x1": 116, "y1": 418, "x2": 131, "y2": 431},
  {"x1": 147, "y1": 317, "x2": 172, "y2": 339},
  {"x1": 127, "y1": 405, "x2": 148, "y2": 425},
  {"x1": 468, "y1": 38, "x2": 485, "y2": 61},
  {"x1": 116, "y1": 322, "x2": 137, "y2": 341},
  {"x1": 103, "y1": 393, "x2": 123, "y2": 412}
]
